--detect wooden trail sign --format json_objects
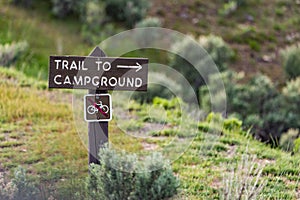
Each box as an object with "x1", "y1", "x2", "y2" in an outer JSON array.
[
  {"x1": 48, "y1": 46, "x2": 148, "y2": 165},
  {"x1": 49, "y1": 56, "x2": 148, "y2": 91}
]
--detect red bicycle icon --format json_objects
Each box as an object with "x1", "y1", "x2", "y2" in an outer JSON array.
[{"x1": 87, "y1": 101, "x2": 109, "y2": 115}]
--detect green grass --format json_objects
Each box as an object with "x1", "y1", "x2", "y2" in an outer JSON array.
[
  {"x1": 1, "y1": 66, "x2": 300, "y2": 198},
  {"x1": 0, "y1": 68, "x2": 88, "y2": 182},
  {"x1": 87, "y1": 90, "x2": 300, "y2": 199}
]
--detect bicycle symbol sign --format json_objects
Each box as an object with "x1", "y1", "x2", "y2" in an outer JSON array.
[{"x1": 84, "y1": 94, "x2": 112, "y2": 122}]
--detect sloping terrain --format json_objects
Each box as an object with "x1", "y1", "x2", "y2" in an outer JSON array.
[
  {"x1": 149, "y1": 0, "x2": 300, "y2": 85},
  {"x1": 0, "y1": 68, "x2": 300, "y2": 199}
]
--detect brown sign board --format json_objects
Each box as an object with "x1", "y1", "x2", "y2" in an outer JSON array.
[
  {"x1": 48, "y1": 56, "x2": 148, "y2": 91},
  {"x1": 84, "y1": 94, "x2": 112, "y2": 122}
]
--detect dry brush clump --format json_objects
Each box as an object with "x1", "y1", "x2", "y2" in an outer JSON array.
[
  {"x1": 220, "y1": 153, "x2": 267, "y2": 200},
  {"x1": 0, "y1": 172, "x2": 16, "y2": 200}
]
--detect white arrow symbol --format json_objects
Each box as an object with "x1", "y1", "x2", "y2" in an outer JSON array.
[{"x1": 117, "y1": 62, "x2": 142, "y2": 72}]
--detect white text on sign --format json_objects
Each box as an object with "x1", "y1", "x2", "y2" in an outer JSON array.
[{"x1": 49, "y1": 56, "x2": 148, "y2": 91}]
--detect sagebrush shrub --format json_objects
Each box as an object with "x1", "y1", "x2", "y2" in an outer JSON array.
[
  {"x1": 51, "y1": 0, "x2": 87, "y2": 18},
  {"x1": 199, "y1": 71, "x2": 299, "y2": 145},
  {"x1": 282, "y1": 76, "x2": 300, "y2": 97},
  {"x1": 218, "y1": 1, "x2": 238, "y2": 16},
  {"x1": 293, "y1": 136, "x2": 300, "y2": 154},
  {"x1": 135, "y1": 17, "x2": 161, "y2": 28},
  {"x1": 86, "y1": 147, "x2": 179, "y2": 200},
  {"x1": 199, "y1": 70, "x2": 242, "y2": 113},
  {"x1": 281, "y1": 77, "x2": 300, "y2": 131},
  {"x1": 135, "y1": 17, "x2": 162, "y2": 47},
  {"x1": 103, "y1": 0, "x2": 149, "y2": 27},
  {"x1": 170, "y1": 36, "x2": 209, "y2": 98},
  {"x1": 280, "y1": 129, "x2": 299, "y2": 152},
  {"x1": 281, "y1": 44, "x2": 300, "y2": 79},
  {"x1": 198, "y1": 34, "x2": 234, "y2": 72},
  {"x1": 0, "y1": 167, "x2": 40, "y2": 200},
  {"x1": 0, "y1": 172, "x2": 16, "y2": 200},
  {"x1": 0, "y1": 41, "x2": 28, "y2": 66},
  {"x1": 12, "y1": 167, "x2": 39, "y2": 200},
  {"x1": 223, "y1": 117, "x2": 242, "y2": 131},
  {"x1": 170, "y1": 34, "x2": 233, "y2": 100},
  {"x1": 219, "y1": 0, "x2": 247, "y2": 16},
  {"x1": 227, "y1": 74, "x2": 282, "y2": 143},
  {"x1": 80, "y1": 0, "x2": 108, "y2": 44}
]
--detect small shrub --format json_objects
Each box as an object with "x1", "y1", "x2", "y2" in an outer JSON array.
[
  {"x1": 151, "y1": 129, "x2": 178, "y2": 137},
  {"x1": 135, "y1": 17, "x2": 162, "y2": 47},
  {"x1": 199, "y1": 70, "x2": 243, "y2": 113},
  {"x1": 200, "y1": 72, "x2": 295, "y2": 145},
  {"x1": 248, "y1": 40, "x2": 261, "y2": 51},
  {"x1": 282, "y1": 76, "x2": 300, "y2": 97},
  {"x1": 198, "y1": 122, "x2": 210, "y2": 132},
  {"x1": 205, "y1": 112, "x2": 224, "y2": 134},
  {"x1": 244, "y1": 114, "x2": 263, "y2": 129},
  {"x1": 0, "y1": 172, "x2": 16, "y2": 200},
  {"x1": 80, "y1": 0, "x2": 109, "y2": 44},
  {"x1": 280, "y1": 44, "x2": 300, "y2": 79},
  {"x1": 86, "y1": 147, "x2": 179, "y2": 200},
  {"x1": 293, "y1": 137, "x2": 300, "y2": 154},
  {"x1": 135, "y1": 17, "x2": 161, "y2": 28},
  {"x1": 170, "y1": 35, "x2": 232, "y2": 99},
  {"x1": 198, "y1": 34, "x2": 234, "y2": 72},
  {"x1": 206, "y1": 112, "x2": 223, "y2": 124},
  {"x1": 218, "y1": 1, "x2": 237, "y2": 16},
  {"x1": 169, "y1": 36, "x2": 205, "y2": 99},
  {"x1": 153, "y1": 97, "x2": 182, "y2": 110},
  {"x1": 279, "y1": 129, "x2": 299, "y2": 152},
  {"x1": 201, "y1": 112, "x2": 242, "y2": 133},
  {"x1": 0, "y1": 41, "x2": 28, "y2": 66},
  {"x1": 0, "y1": 167, "x2": 41, "y2": 200},
  {"x1": 281, "y1": 77, "x2": 300, "y2": 130},
  {"x1": 133, "y1": 153, "x2": 179, "y2": 199},
  {"x1": 51, "y1": 0, "x2": 87, "y2": 18},
  {"x1": 231, "y1": 75, "x2": 282, "y2": 143},
  {"x1": 223, "y1": 117, "x2": 242, "y2": 131},
  {"x1": 12, "y1": 166, "x2": 39, "y2": 200},
  {"x1": 218, "y1": 0, "x2": 246, "y2": 16},
  {"x1": 103, "y1": 0, "x2": 149, "y2": 27}
]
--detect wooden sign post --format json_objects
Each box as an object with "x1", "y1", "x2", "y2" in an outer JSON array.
[{"x1": 48, "y1": 47, "x2": 148, "y2": 164}]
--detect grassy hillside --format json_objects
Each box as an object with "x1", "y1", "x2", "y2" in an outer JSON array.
[
  {"x1": 0, "y1": 68, "x2": 88, "y2": 179},
  {"x1": 0, "y1": 67, "x2": 300, "y2": 199}
]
